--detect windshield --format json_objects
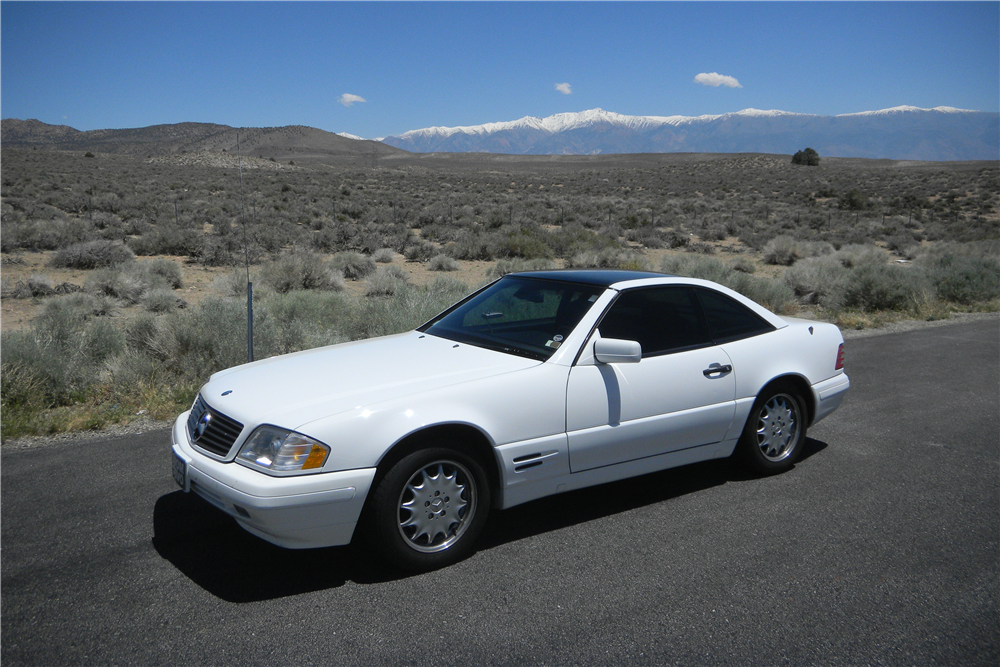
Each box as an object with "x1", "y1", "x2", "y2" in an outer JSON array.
[{"x1": 419, "y1": 276, "x2": 605, "y2": 361}]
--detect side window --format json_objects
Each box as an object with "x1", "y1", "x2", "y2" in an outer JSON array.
[
  {"x1": 598, "y1": 286, "x2": 712, "y2": 357},
  {"x1": 695, "y1": 287, "x2": 775, "y2": 343}
]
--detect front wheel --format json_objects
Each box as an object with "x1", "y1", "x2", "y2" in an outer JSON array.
[
  {"x1": 367, "y1": 446, "x2": 491, "y2": 572},
  {"x1": 736, "y1": 385, "x2": 807, "y2": 475}
]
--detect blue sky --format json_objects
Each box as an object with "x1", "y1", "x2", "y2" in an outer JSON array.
[{"x1": 2, "y1": 2, "x2": 997, "y2": 139}]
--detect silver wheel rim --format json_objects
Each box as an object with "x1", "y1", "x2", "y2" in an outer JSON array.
[
  {"x1": 756, "y1": 394, "x2": 799, "y2": 462},
  {"x1": 397, "y1": 460, "x2": 476, "y2": 554}
]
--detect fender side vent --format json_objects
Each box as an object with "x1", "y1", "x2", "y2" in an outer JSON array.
[{"x1": 514, "y1": 460, "x2": 544, "y2": 472}]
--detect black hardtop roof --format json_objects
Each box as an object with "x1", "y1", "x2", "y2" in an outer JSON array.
[{"x1": 506, "y1": 269, "x2": 670, "y2": 288}]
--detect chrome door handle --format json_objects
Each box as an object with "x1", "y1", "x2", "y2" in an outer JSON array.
[{"x1": 703, "y1": 363, "x2": 733, "y2": 377}]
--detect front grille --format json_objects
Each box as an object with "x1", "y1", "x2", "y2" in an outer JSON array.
[{"x1": 187, "y1": 394, "x2": 244, "y2": 457}]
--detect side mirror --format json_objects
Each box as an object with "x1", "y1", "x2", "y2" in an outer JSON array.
[{"x1": 594, "y1": 338, "x2": 642, "y2": 364}]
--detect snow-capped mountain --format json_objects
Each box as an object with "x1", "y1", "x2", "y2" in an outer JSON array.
[{"x1": 382, "y1": 107, "x2": 999, "y2": 161}]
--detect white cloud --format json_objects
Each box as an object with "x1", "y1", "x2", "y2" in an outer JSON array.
[
  {"x1": 555, "y1": 82, "x2": 572, "y2": 95},
  {"x1": 339, "y1": 93, "x2": 367, "y2": 107},
  {"x1": 694, "y1": 73, "x2": 742, "y2": 89}
]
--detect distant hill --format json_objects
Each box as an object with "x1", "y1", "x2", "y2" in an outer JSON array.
[
  {"x1": 382, "y1": 107, "x2": 1000, "y2": 162},
  {"x1": 0, "y1": 119, "x2": 405, "y2": 161},
  {"x1": 5, "y1": 105, "x2": 998, "y2": 163}
]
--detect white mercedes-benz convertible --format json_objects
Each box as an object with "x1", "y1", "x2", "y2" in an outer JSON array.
[{"x1": 171, "y1": 270, "x2": 849, "y2": 571}]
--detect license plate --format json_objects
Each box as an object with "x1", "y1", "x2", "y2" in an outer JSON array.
[{"x1": 172, "y1": 451, "x2": 187, "y2": 491}]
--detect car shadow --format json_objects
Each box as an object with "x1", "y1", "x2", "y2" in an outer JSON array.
[
  {"x1": 153, "y1": 437, "x2": 827, "y2": 602},
  {"x1": 478, "y1": 436, "x2": 827, "y2": 549}
]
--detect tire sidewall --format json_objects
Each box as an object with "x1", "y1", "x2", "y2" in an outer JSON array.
[{"x1": 369, "y1": 445, "x2": 491, "y2": 572}]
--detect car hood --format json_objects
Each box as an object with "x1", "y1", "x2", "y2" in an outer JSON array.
[{"x1": 198, "y1": 331, "x2": 540, "y2": 431}]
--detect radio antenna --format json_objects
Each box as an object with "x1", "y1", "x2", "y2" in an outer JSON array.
[{"x1": 237, "y1": 130, "x2": 253, "y2": 363}]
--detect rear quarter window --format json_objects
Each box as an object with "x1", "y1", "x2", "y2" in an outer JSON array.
[{"x1": 695, "y1": 287, "x2": 775, "y2": 344}]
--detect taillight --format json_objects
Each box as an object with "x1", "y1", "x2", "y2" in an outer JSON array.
[{"x1": 835, "y1": 343, "x2": 845, "y2": 370}]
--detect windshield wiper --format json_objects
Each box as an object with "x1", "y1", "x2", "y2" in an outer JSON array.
[{"x1": 481, "y1": 311, "x2": 503, "y2": 334}]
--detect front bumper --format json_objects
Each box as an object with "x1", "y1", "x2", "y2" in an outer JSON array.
[{"x1": 171, "y1": 413, "x2": 376, "y2": 549}]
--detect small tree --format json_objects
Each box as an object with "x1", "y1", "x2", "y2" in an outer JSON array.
[{"x1": 792, "y1": 147, "x2": 820, "y2": 166}]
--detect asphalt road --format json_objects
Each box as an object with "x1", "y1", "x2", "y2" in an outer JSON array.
[{"x1": 3, "y1": 319, "x2": 997, "y2": 666}]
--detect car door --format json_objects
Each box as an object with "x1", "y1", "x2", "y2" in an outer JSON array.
[{"x1": 566, "y1": 285, "x2": 737, "y2": 473}]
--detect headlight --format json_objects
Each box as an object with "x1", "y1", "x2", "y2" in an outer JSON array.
[{"x1": 236, "y1": 426, "x2": 330, "y2": 474}]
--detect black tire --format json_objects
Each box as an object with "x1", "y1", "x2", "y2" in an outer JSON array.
[
  {"x1": 367, "y1": 446, "x2": 491, "y2": 572},
  {"x1": 736, "y1": 383, "x2": 807, "y2": 475}
]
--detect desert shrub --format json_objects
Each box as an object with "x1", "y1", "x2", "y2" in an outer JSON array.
[
  {"x1": 832, "y1": 244, "x2": 886, "y2": 269},
  {"x1": 701, "y1": 224, "x2": 729, "y2": 242},
  {"x1": 1, "y1": 330, "x2": 74, "y2": 407},
  {"x1": 195, "y1": 235, "x2": 257, "y2": 267},
  {"x1": 86, "y1": 267, "x2": 146, "y2": 303},
  {"x1": 365, "y1": 265, "x2": 410, "y2": 297},
  {"x1": 261, "y1": 290, "x2": 353, "y2": 333},
  {"x1": 34, "y1": 297, "x2": 97, "y2": 347},
  {"x1": 0, "y1": 337, "x2": 51, "y2": 408},
  {"x1": 51, "y1": 240, "x2": 135, "y2": 269},
  {"x1": 839, "y1": 263, "x2": 928, "y2": 313},
  {"x1": 425, "y1": 276, "x2": 473, "y2": 302},
  {"x1": 569, "y1": 248, "x2": 647, "y2": 270},
  {"x1": 762, "y1": 235, "x2": 834, "y2": 266},
  {"x1": 101, "y1": 350, "x2": 163, "y2": 391},
  {"x1": 487, "y1": 258, "x2": 558, "y2": 279},
  {"x1": 839, "y1": 189, "x2": 868, "y2": 210},
  {"x1": 373, "y1": 248, "x2": 395, "y2": 263},
  {"x1": 664, "y1": 230, "x2": 691, "y2": 249},
  {"x1": 142, "y1": 289, "x2": 187, "y2": 313},
  {"x1": 212, "y1": 269, "x2": 259, "y2": 298},
  {"x1": 446, "y1": 232, "x2": 505, "y2": 261},
  {"x1": 260, "y1": 250, "x2": 344, "y2": 293},
  {"x1": 404, "y1": 240, "x2": 437, "y2": 261},
  {"x1": 80, "y1": 319, "x2": 128, "y2": 365},
  {"x1": 762, "y1": 236, "x2": 800, "y2": 266},
  {"x1": 428, "y1": 254, "x2": 460, "y2": 271},
  {"x1": 34, "y1": 293, "x2": 117, "y2": 342},
  {"x1": 144, "y1": 258, "x2": 183, "y2": 288},
  {"x1": 783, "y1": 256, "x2": 849, "y2": 307},
  {"x1": 1, "y1": 218, "x2": 96, "y2": 252},
  {"x1": 85, "y1": 262, "x2": 172, "y2": 304},
  {"x1": 127, "y1": 224, "x2": 200, "y2": 257},
  {"x1": 730, "y1": 257, "x2": 756, "y2": 274},
  {"x1": 660, "y1": 254, "x2": 731, "y2": 283},
  {"x1": 919, "y1": 253, "x2": 1000, "y2": 305},
  {"x1": 254, "y1": 292, "x2": 349, "y2": 354},
  {"x1": 885, "y1": 232, "x2": 920, "y2": 257},
  {"x1": 331, "y1": 251, "x2": 376, "y2": 280},
  {"x1": 685, "y1": 242, "x2": 716, "y2": 255},
  {"x1": 347, "y1": 282, "x2": 469, "y2": 340},
  {"x1": 547, "y1": 223, "x2": 621, "y2": 258},
  {"x1": 124, "y1": 313, "x2": 175, "y2": 361},
  {"x1": 726, "y1": 272, "x2": 797, "y2": 314},
  {"x1": 162, "y1": 298, "x2": 251, "y2": 377},
  {"x1": 500, "y1": 229, "x2": 553, "y2": 259},
  {"x1": 0, "y1": 314, "x2": 126, "y2": 408}
]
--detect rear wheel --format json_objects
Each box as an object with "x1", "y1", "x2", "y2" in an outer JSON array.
[
  {"x1": 737, "y1": 384, "x2": 807, "y2": 475},
  {"x1": 367, "y1": 446, "x2": 490, "y2": 572}
]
